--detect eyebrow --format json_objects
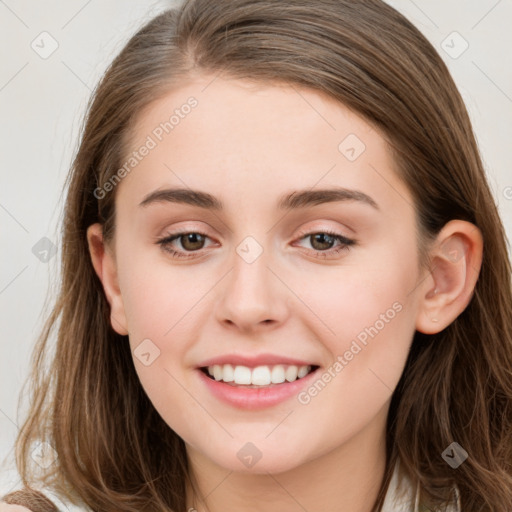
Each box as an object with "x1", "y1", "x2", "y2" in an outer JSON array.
[{"x1": 139, "y1": 187, "x2": 379, "y2": 211}]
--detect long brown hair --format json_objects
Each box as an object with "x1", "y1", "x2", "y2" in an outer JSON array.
[{"x1": 3, "y1": 1, "x2": 512, "y2": 510}]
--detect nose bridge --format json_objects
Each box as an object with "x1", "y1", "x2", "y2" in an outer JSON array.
[{"x1": 214, "y1": 232, "x2": 288, "y2": 330}]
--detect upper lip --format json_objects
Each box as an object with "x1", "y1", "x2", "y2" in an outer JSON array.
[{"x1": 198, "y1": 353, "x2": 319, "y2": 368}]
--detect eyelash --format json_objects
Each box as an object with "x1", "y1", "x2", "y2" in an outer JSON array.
[{"x1": 156, "y1": 228, "x2": 356, "y2": 260}]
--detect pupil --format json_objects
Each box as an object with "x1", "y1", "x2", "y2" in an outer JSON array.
[
  {"x1": 183, "y1": 233, "x2": 204, "y2": 250},
  {"x1": 312, "y1": 233, "x2": 333, "y2": 250}
]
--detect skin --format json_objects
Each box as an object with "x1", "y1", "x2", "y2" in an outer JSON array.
[{"x1": 86, "y1": 75, "x2": 483, "y2": 512}]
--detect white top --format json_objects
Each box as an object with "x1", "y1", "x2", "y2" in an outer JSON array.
[
  {"x1": 1, "y1": 460, "x2": 461, "y2": 511},
  {"x1": 0, "y1": 468, "x2": 82, "y2": 512},
  {"x1": 382, "y1": 459, "x2": 461, "y2": 512}
]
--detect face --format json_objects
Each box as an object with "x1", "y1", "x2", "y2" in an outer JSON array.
[{"x1": 93, "y1": 76, "x2": 427, "y2": 474}]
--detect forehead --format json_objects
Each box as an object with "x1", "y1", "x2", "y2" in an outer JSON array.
[
  {"x1": 129, "y1": 76, "x2": 380, "y2": 161},
  {"x1": 117, "y1": 75, "x2": 412, "y2": 218}
]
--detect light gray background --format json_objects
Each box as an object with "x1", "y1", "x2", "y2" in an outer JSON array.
[{"x1": 1, "y1": 0, "x2": 511, "y2": 492}]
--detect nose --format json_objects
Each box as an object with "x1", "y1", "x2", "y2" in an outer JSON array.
[{"x1": 214, "y1": 239, "x2": 289, "y2": 333}]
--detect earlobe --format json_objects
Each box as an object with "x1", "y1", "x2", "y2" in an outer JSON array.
[
  {"x1": 86, "y1": 223, "x2": 129, "y2": 336},
  {"x1": 416, "y1": 220, "x2": 483, "y2": 335}
]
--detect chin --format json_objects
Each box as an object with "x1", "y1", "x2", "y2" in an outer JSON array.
[{"x1": 198, "y1": 439, "x2": 308, "y2": 475}]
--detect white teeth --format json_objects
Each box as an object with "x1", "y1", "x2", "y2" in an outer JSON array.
[
  {"x1": 297, "y1": 366, "x2": 309, "y2": 378},
  {"x1": 222, "y1": 364, "x2": 234, "y2": 382},
  {"x1": 271, "y1": 364, "x2": 286, "y2": 384},
  {"x1": 285, "y1": 366, "x2": 298, "y2": 382},
  {"x1": 251, "y1": 366, "x2": 271, "y2": 385},
  {"x1": 213, "y1": 365, "x2": 223, "y2": 381},
  {"x1": 233, "y1": 365, "x2": 252, "y2": 384},
  {"x1": 205, "y1": 364, "x2": 313, "y2": 385}
]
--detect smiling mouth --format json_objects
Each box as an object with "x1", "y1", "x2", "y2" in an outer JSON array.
[{"x1": 200, "y1": 364, "x2": 319, "y2": 387}]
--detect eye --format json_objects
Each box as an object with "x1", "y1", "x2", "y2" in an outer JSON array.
[
  {"x1": 293, "y1": 228, "x2": 356, "y2": 259},
  {"x1": 156, "y1": 231, "x2": 214, "y2": 259},
  {"x1": 156, "y1": 228, "x2": 356, "y2": 260}
]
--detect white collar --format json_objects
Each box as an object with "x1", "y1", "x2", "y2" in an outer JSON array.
[{"x1": 381, "y1": 459, "x2": 461, "y2": 512}]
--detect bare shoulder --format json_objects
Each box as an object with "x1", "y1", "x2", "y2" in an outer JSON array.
[{"x1": 0, "y1": 503, "x2": 33, "y2": 512}]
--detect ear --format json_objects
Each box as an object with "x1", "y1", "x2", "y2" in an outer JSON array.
[
  {"x1": 415, "y1": 219, "x2": 483, "y2": 334},
  {"x1": 86, "y1": 223, "x2": 129, "y2": 336}
]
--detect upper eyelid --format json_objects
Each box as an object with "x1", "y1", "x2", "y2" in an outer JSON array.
[
  {"x1": 158, "y1": 228, "x2": 356, "y2": 249},
  {"x1": 158, "y1": 227, "x2": 353, "y2": 241},
  {"x1": 159, "y1": 219, "x2": 354, "y2": 237}
]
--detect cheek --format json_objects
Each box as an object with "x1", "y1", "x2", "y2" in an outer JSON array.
[
  {"x1": 290, "y1": 291, "x2": 415, "y2": 448},
  {"x1": 115, "y1": 238, "x2": 197, "y2": 337},
  {"x1": 296, "y1": 241, "x2": 418, "y2": 398},
  {"x1": 295, "y1": 240, "x2": 417, "y2": 343}
]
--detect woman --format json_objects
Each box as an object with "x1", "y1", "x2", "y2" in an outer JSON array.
[{"x1": 2, "y1": 0, "x2": 511, "y2": 510}]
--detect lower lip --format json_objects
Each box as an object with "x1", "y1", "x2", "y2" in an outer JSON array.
[{"x1": 197, "y1": 368, "x2": 319, "y2": 410}]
